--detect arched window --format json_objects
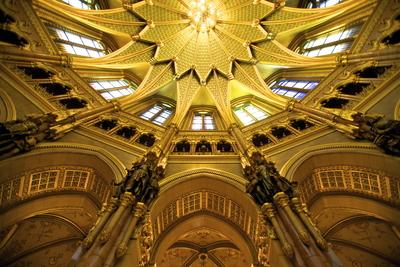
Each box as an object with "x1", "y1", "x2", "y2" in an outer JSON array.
[
  {"x1": 299, "y1": 24, "x2": 361, "y2": 57},
  {"x1": 61, "y1": 0, "x2": 100, "y2": 10},
  {"x1": 233, "y1": 103, "x2": 269, "y2": 126},
  {"x1": 191, "y1": 112, "x2": 215, "y2": 130},
  {"x1": 49, "y1": 27, "x2": 107, "y2": 58},
  {"x1": 140, "y1": 103, "x2": 173, "y2": 125},
  {"x1": 306, "y1": 0, "x2": 342, "y2": 8},
  {"x1": 270, "y1": 79, "x2": 319, "y2": 100},
  {"x1": 90, "y1": 79, "x2": 137, "y2": 100}
]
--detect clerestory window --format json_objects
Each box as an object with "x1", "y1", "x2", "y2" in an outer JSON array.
[
  {"x1": 140, "y1": 103, "x2": 173, "y2": 125},
  {"x1": 233, "y1": 103, "x2": 269, "y2": 126},
  {"x1": 61, "y1": 0, "x2": 100, "y2": 10},
  {"x1": 50, "y1": 27, "x2": 107, "y2": 58},
  {"x1": 306, "y1": 0, "x2": 342, "y2": 8},
  {"x1": 90, "y1": 80, "x2": 137, "y2": 100},
  {"x1": 270, "y1": 79, "x2": 319, "y2": 100},
  {"x1": 299, "y1": 24, "x2": 361, "y2": 57},
  {"x1": 192, "y1": 112, "x2": 215, "y2": 130}
]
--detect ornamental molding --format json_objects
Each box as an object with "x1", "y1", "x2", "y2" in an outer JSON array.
[
  {"x1": 280, "y1": 142, "x2": 387, "y2": 180},
  {"x1": 4, "y1": 142, "x2": 127, "y2": 183},
  {"x1": 0, "y1": 88, "x2": 17, "y2": 121},
  {"x1": 160, "y1": 167, "x2": 246, "y2": 191}
]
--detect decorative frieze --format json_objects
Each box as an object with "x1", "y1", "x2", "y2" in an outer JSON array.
[
  {"x1": 153, "y1": 190, "x2": 257, "y2": 243},
  {"x1": 0, "y1": 166, "x2": 111, "y2": 208},
  {"x1": 298, "y1": 165, "x2": 399, "y2": 205}
]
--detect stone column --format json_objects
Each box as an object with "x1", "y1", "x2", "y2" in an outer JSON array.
[
  {"x1": 229, "y1": 123, "x2": 253, "y2": 157},
  {"x1": 245, "y1": 152, "x2": 343, "y2": 267}
]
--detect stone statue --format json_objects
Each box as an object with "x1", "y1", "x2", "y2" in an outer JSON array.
[
  {"x1": 140, "y1": 165, "x2": 164, "y2": 206},
  {"x1": 115, "y1": 152, "x2": 163, "y2": 205},
  {"x1": 0, "y1": 113, "x2": 58, "y2": 159},
  {"x1": 351, "y1": 113, "x2": 400, "y2": 156},
  {"x1": 244, "y1": 152, "x2": 297, "y2": 205}
]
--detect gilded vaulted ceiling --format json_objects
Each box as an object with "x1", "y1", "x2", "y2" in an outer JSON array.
[{"x1": 37, "y1": 0, "x2": 369, "y2": 124}]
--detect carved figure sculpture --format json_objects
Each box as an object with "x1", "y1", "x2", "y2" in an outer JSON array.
[
  {"x1": 0, "y1": 113, "x2": 58, "y2": 159},
  {"x1": 244, "y1": 152, "x2": 296, "y2": 205},
  {"x1": 351, "y1": 113, "x2": 400, "y2": 156},
  {"x1": 117, "y1": 152, "x2": 164, "y2": 205}
]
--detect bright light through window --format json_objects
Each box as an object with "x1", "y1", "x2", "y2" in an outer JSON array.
[
  {"x1": 140, "y1": 103, "x2": 173, "y2": 126},
  {"x1": 307, "y1": 0, "x2": 341, "y2": 8},
  {"x1": 270, "y1": 79, "x2": 319, "y2": 100},
  {"x1": 90, "y1": 80, "x2": 136, "y2": 100},
  {"x1": 300, "y1": 24, "x2": 361, "y2": 57},
  {"x1": 233, "y1": 104, "x2": 268, "y2": 126},
  {"x1": 52, "y1": 28, "x2": 106, "y2": 58},
  {"x1": 61, "y1": 0, "x2": 100, "y2": 10},
  {"x1": 192, "y1": 112, "x2": 215, "y2": 130}
]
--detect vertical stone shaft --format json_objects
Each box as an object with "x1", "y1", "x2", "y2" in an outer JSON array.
[
  {"x1": 229, "y1": 123, "x2": 250, "y2": 156},
  {"x1": 261, "y1": 203, "x2": 294, "y2": 259},
  {"x1": 83, "y1": 199, "x2": 119, "y2": 248},
  {"x1": 116, "y1": 202, "x2": 147, "y2": 258},
  {"x1": 77, "y1": 207, "x2": 132, "y2": 267},
  {"x1": 291, "y1": 198, "x2": 328, "y2": 251},
  {"x1": 99, "y1": 192, "x2": 135, "y2": 243},
  {"x1": 274, "y1": 192, "x2": 311, "y2": 246},
  {"x1": 158, "y1": 124, "x2": 178, "y2": 156}
]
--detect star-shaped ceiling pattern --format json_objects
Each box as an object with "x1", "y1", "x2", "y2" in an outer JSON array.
[{"x1": 39, "y1": 0, "x2": 366, "y2": 125}]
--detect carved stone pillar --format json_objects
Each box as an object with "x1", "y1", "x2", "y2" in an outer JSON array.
[
  {"x1": 229, "y1": 123, "x2": 252, "y2": 157},
  {"x1": 157, "y1": 123, "x2": 178, "y2": 157},
  {"x1": 116, "y1": 202, "x2": 147, "y2": 258},
  {"x1": 245, "y1": 152, "x2": 343, "y2": 267},
  {"x1": 99, "y1": 192, "x2": 136, "y2": 243},
  {"x1": 259, "y1": 193, "x2": 341, "y2": 267},
  {"x1": 71, "y1": 152, "x2": 163, "y2": 267}
]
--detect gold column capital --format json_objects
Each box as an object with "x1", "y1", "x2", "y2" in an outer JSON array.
[
  {"x1": 273, "y1": 192, "x2": 290, "y2": 208},
  {"x1": 107, "y1": 197, "x2": 119, "y2": 212},
  {"x1": 261, "y1": 202, "x2": 275, "y2": 218},
  {"x1": 133, "y1": 202, "x2": 147, "y2": 218},
  {"x1": 120, "y1": 192, "x2": 136, "y2": 207}
]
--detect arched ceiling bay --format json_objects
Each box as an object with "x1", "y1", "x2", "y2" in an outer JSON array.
[{"x1": 36, "y1": 0, "x2": 370, "y2": 124}]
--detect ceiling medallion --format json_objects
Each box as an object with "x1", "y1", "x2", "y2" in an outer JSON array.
[{"x1": 188, "y1": 0, "x2": 219, "y2": 32}]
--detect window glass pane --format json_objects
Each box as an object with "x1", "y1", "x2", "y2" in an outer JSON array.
[
  {"x1": 140, "y1": 103, "x2": 173, "y2": 125},
  {"x1": 101, "y1": 92, "x2": 113, "y2": 100},
  {"x1": 325, "y1": 31, "x2": 341, "y2": 43},
  {"x1": 62, "y1": 44, "x2": 76, "y2": 54},
  {"x1": 110, "y1": 91, "x2": 123, "y2": 98},
  {"x1": 81, "y1": 37, "x2": 95, "y2": 48},
  {"x1": 318, "y1": 45, "x2": 335, "y2": 56},
  {"x1": 307, "y1": 49, "x2": 320, "y2": 57},
  {"x1": 293, "y1": 81, "x2": 308, "y2": 89},
  {"x1": 88, "y1": 49, "x2": 101, "y2": 58},
  {"x1": 192, "y1": 124, "x2": 202, "y2": 130},
  {"x1": 55, "y1": 29, "x2": 68, "y2": 40},
  {"x1": 295, "y1": 92, "x2": 307, "y2": 99},
  {"x1": 66, "y1": 32, "x2": 82, "y2": 44},
  {"x1": 285, "y1": 90, "x2": 298, "y2": 97},
  {"x1": 74, "y1": 46, "x2": 89, "y2": 56}
]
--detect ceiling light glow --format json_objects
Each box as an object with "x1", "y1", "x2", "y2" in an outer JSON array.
[{"x1": 188, "y1": 0, "x2": 218, "y2": 32}]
